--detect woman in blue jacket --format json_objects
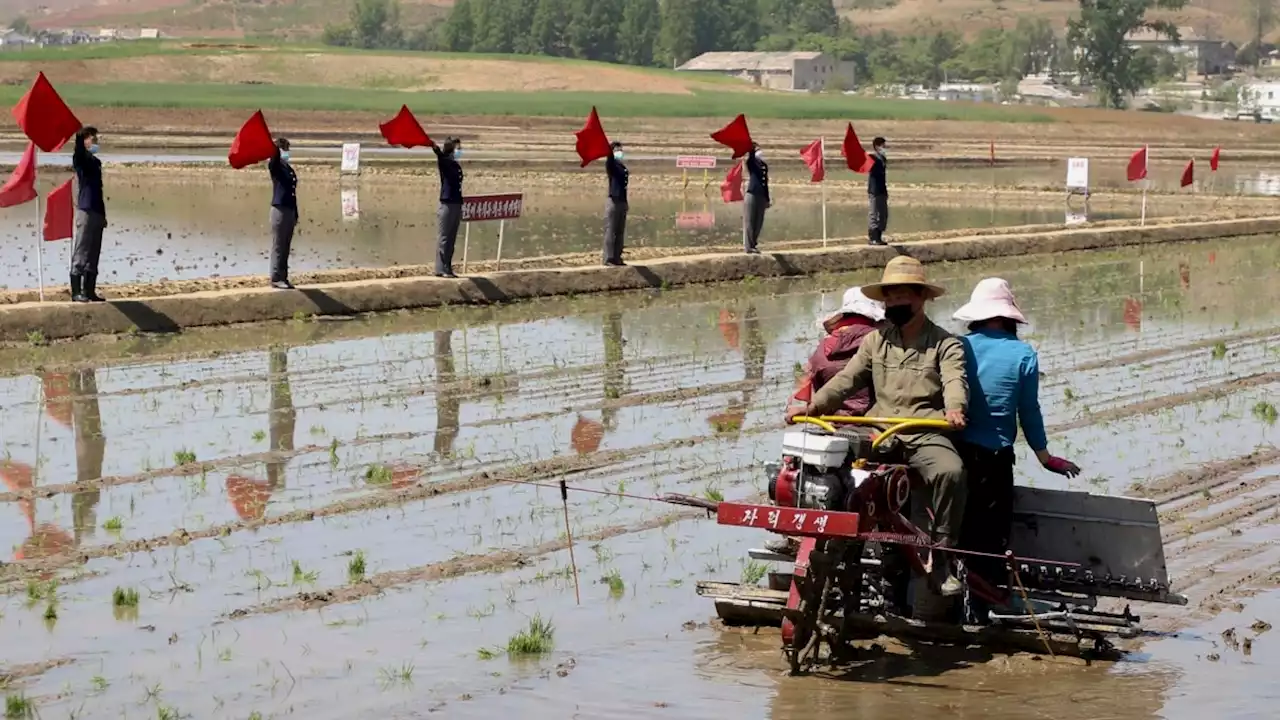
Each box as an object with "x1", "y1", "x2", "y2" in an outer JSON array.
[{"x1": 954, "y1": 278, "x2": 1079, "y2": 616}]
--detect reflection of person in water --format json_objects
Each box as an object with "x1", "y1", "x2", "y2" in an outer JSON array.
[
  {"x1": 434, "y1": 330, "x2": 460, "y2": 458},
  {"x1": 69, "y1": 368, "x2": 105, "y2": 544},
  {"x1": 227, "y1": 348, "x2": 295, "y2": 521},
  {"x1": 709, "y1": 305, "x2": 766, "y2": 434},
  {"x1": 602, "y1": 312, "x2": 624, "y2": 431}
]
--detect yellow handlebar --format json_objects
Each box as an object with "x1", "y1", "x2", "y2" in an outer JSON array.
[{"x1": 790, "y1": 415, "x2": 952, "y2": 450}]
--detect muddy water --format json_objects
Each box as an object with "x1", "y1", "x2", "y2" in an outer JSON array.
[
  {"x1": 3, "y1": 236, "x2": 1280, "y2": 717},
  {"x1": 0, "y1": 168, "x2": 1137, "y2": 290}
]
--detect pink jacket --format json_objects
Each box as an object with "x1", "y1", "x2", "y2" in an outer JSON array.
[{"x1": 807, "y1": 321, "x2": 876, "y2": 416}]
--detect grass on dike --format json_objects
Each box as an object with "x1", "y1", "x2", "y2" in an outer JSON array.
[
  {"x1": 0, "y1": 41, "x2": 1052, "y2": 122},
  {"x1": 0, "y1": 82, "x2": 1052, "y2": 122}
]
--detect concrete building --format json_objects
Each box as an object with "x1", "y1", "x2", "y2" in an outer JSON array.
[
  {"x1": 677, "y1": 51, "x2": 856, "y2": 91},
  {"x1": 1125, "y1": 26, "x2": 1237, "y2": 76}
]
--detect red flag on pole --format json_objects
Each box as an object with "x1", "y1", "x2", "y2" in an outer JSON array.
[
  {"x1": 0, "y1": 142, "x2": 37, "y2": 208},
  {"x1": 11, "y1": 73, "x2": 81, "y2": 153},
  {"x1": 43, "y1": 178, "x2": 74, "y2": 242},
  {"x1": 574, "y1": 106, "x2": 612, "y2": 168},
  {"x1": 711, "y1": 114, "x2": 754, "y2": 158},
  {"x1": 379, "y1": 105, "x2": 431, "y2": 149},
  {"x1": 228, "y1": 110, "x2": 275, "y2": 169},
  {"x1": 1210, "y1": 146, "x2": 1221, "y2": 172},
  {"x1": 1126, "y1": 145, "x2": 1148, "y2": 182},
  {"x1": 720, "y1": 159, "x2": 744, "y2": 202},
  {"x1": 841, "y1": 123, "x2": 873, "y2": 173},
  {"x1": 1180, "y1": 159, "x2": 1194, "y2": 188},
  {"x1": 799, "y1": 139, "x2": 825, "y2": 183}
]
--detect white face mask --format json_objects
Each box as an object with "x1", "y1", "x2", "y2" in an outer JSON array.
[{"x1": 754, "y1": 151, "x2": 764, "y2": 160}]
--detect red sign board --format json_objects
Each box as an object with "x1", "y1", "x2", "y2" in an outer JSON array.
[
  {"x1": 716, "y1": 502, "x2": 861, "y2": 539},
  {"x1": 462, "y1": 193, "x2": 523, "y2": 223},
  {"x1": 676, "y1": 155, "x2": 717, "y2": 169},
  {"x1": 675, "y1": 211, "x2": 715, "y2": 229}
]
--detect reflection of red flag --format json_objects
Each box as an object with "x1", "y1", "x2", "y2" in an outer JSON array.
[
  {"x1": 42, "y1": 372, "x2": 73, "y2": 429},
  {"x1": 228, "y1": 110, "x2": 275, "y2": 169},
  {"x1": 1127, "y1": 146, "x2": 1148, "y2": 182},
  {"x1": 1180, "y1": 159, "x2": 1194, "y2": 188},
  {"x1": 574, "y1": 106, "x2": 612, "y2": 168},
  {"x1": 570, "y1": 415, "x2": 605, "y2": 455},
  {"x1": 0, "y1": 142, "x2": 37, "y2": 208},
  {"x1": 1210, "y1": 146, "x2": 1221, "y2": 171},
  {"x1": 1178, "y1": 262, "x2": 1191, "y2": 290},
  {"x1": 799, "y1": 139, "x2": 825, "y2": 183},
  {"x1": 43, "y1": 178, "x2": 74, "y2": 241},
  {"x1": 1123, "y1": 297, "x2": 1142, "y2": 332},
  {"x1": 379, "y1": 105, "x2": 431, "y2": 148},
  {"x1": 11, "y1": 72, "x2": 82, "y2": 153},
  {"x1": 718, "y1": 309, "x2": 740, "y2": 349},
  {"x1": 720, "y1": 160, "x2": 744, "y2": 203},
  {"x1": 711, "y1": 114, "x2": 753, "y2": 158},
  {"x1": 226, "y1": 475, "x2": 273, "y2": 521},
  {"x1": 841, "y1": 123, "x2": 873, "y2": 174}
]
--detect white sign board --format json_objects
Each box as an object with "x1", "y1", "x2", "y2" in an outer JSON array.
[
  {"x1": 1066, "y1": 157, "x2": 1089, "y2": 192},
  {"x1": 341, "y1": 143, "x2": 361, "y2": 174},
  {"x1": 341, "y1": 188, "x2": 360, "y2": 220},
  {"x1": 676, "y1": 155, "x2": 717, "y2": 169}
]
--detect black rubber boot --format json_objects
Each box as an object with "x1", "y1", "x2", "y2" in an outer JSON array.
[
  {"x1": 70, "y1": 273, "x2": 88, "y2": 303},
  {"x1": 83, "y1": 272, "x2": 105, "y2": 302}
]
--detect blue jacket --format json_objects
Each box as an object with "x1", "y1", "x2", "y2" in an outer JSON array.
[
  {"x1": 746, "y1": 149, "x2": 769, "y2": 202},
  {"x1": 960, "y1": 327, "x2": 1048, "y2": 452}
]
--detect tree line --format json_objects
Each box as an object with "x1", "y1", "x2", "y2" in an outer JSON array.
[{"x1": 322, "y1": 0, "x2": 1208, "y2": 107}]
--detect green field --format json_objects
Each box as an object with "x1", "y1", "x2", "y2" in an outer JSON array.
[{"x1": 0, "y1": 82, "x2": 1052, "y2": 122}]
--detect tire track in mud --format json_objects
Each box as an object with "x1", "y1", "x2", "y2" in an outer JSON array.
[
  {"x1": 0, "y1": 658, "x2": 74, "y2": 686},
  {"x1": 1046, "y1": 371, "x2": 1280, "y2": 433},
  {"x1": 1068, "y1": 327, "x2": 1280, "y2": 373}
]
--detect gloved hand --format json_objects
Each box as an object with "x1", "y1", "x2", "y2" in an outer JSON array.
[
  {"x1": 1043, "y1": 455, "x2": 1081, "y2": 478},
  {"x1": 785, "y1": 404, "x2": 809, "y2": 424}
]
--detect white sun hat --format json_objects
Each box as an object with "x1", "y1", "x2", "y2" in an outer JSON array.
[
  {"x1": 952, "y1": 277, "x2": 1028, "y2": 325},
  {"x1": 817, "y1": 286, "x2": 886, "y2": 330}
]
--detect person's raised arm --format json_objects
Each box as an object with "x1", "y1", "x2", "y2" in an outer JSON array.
[{"x1": 1021, "y1": 351, "x2": 1080, "y2": 476}]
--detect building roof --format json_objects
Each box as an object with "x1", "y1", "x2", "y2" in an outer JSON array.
[
  {"x1": 678, "y1": 51, "x2": 825, "y2": 72},
  {"x1": 1125, "y1": 26, "x2": 1212, "y2": 44}
]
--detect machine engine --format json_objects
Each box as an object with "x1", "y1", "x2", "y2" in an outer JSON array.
[{"x1": 766, "y1": 431, "x2": 854, "y2": 512}]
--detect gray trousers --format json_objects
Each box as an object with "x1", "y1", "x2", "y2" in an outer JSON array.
[
  {"x1": 270, "y1": 207, "x2": 298, "y2": 281},
  {"x1": 743, "y1": 193, "x2": 766, "y2": 251},
  {"x1": 604, "y1": 199, "x2": 628, "y2": 263},
  {"x1": 869, "y1": 194, "x2": 889, "y2": 241},
  {"x1": 72, "y1": 210, "x2": 106, "y2": 275},
  {"x1": 436, "y1": 202, "x2": 462, "y2": 274}
]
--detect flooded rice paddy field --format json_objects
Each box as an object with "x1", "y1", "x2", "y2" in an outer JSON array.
[
  {"x1": 2, "y1": 236, "x2": 1280, "y2": 717},
  {"x1": 0, "y1": 168, "x2": 1154, "y2": 291}
]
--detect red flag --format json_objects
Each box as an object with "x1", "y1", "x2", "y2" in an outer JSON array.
[
  {"x1": 228, "y1": 110, "x2": 275, "y2": 169},
  {"x1": 799, "y1": 139, "x2": 825, "y2": 183},
  {"x1": 1180, "y1": 159, "x2": 1194, "y2": 188},
  {"x1": 11, "y1": 73, "x2": 81, "y2": 153},
  {"x1": 0, "y1": 142, "x2": 37, "y2": 208},
  {"x1": 379, "y1": 105, "x2": 431, "y2": 149},
  {"x1": 1126, "y1": 146, "x2": 1148, "y2": 182},
  {"x1": 574, "y1": 106, "x2": 611, "y2": 168},
  {"x1": 720, "y1": 160, "x2": 744, "y2": 203},
  {"x1": 841, "y1": 123, "x2": 873, "y2": 174},
  {"x1": 711, "y1": 114, "x2": 754, "y2": 158},
  {"x1": 793, "y1": 375, "x2": 813, "y2": 402},
  {"x1": 1210, "y1": 146, "x2": 1220, "y2": 172},
  {"x1": 43, "y1": 178, "x2": 74, "y2": 241}
]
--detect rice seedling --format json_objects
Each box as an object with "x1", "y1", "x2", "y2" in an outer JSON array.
[
  {"x1": 703, "y1": 485, "x2": 725, "y2": 502},
  {"x1": 252, "y1": 430, "x2": 266, "y2": 442},
  {"x1": 113, "y1": 587, "x2": 140, "y2": 608},
  {"x1": 1252, "y1": 401, "x2": 1278, "y2": 425},
  {"x1": 291, "y1": 560, "x2": 319, "y2": 585},
  {"x1": 601, "y1": 569, "x2": 625, "y2": 597},
  {"x1": 173, "y1": 449, "x2": 197, "y2": 465},
  {"x1": 329, "y1": 438, "x2": 340, "y2": 468},
  {"x1": 25, "y1": 330, "x2": 46, "y2": 347},
  {"x1": 25, "y1": 579, "x2": 55, "y2": 606},
  {"x1": 156, "y1": 705, "x2": 181, "y2": 720},
  {"x1": 43, "y1": 600, "x2": 58, "y2": 622},
  {"x1": 348, "y1": 551, "x2": 367, "y2": 582},
  {"x1": 477, "y1": 646, "x2": 502, "y2": 660},
  {"x1": 507, "y1": 614, "x2": 555, "y2": 656},
  {"x1": 5, "y1": 694, "x2": 35, "y2": 720},
  {"x1": 1211, "y1": 341, "x2": 1228, "y2": 360},
  {"x1": 103, "y1": 516, "x2": 124, "y2": 532},
  {"x1": 741, "y1": 560, "x2": 768, "y2": 586},
  {"x1": 91, "y1": 676, "x2": 109, "y2": 692},
  {"x1": 363, "y1": 464, "x2": 393, "y2": 486}
]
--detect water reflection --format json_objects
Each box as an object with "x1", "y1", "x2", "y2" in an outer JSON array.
[
  {"x1": 434, "y1": 330, "x2": 460, "y2": 458},
  {"x1": 226, "y1": 348, "x2": 296, "y2": 521},
  {"x1": 709, "y1": 305, "x2": 766, "y2": 435}
]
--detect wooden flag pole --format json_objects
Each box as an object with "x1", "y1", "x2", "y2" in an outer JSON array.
[
  {"x1": 820, "y1": 136, "x2": 828, "y2": 247},
  {"x1": 34, "y1": 148, "x2": 44, "y2": 302}
]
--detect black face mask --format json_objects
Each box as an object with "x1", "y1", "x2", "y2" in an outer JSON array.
[{"x1": 884, "y1": 304, "x2": 916, "y2": 327}]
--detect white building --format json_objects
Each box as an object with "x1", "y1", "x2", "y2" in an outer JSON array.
[{"x1": 677, "y1": 51, "x2": 856, "y2": 91}]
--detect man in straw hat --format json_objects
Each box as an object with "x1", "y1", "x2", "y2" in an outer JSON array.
[{"x1": 787, "y1": 255, "x2": 969, "y2": 597}]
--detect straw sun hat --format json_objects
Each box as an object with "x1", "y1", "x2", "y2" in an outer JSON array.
[
  {"x1": 859, "y1": 256, "x2": 946, "y2": 302},
  {"x1": 817, "y1": 286, "x2": 885, "y2": 330},
  {"x1": 952, "y1": 277, "x2": 1028, "y2": 324}
]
